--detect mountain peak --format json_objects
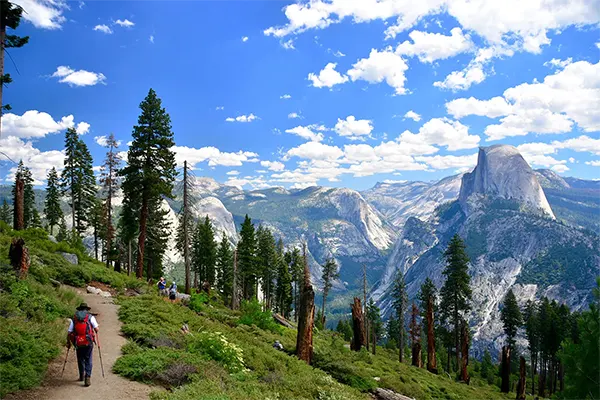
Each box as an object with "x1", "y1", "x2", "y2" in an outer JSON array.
[{"x1": 459, "y1": 145, "x2": 555, "y2": 218}]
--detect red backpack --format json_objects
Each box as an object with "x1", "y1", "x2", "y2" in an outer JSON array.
[{"x1": 72, "y1": 310, "x2": 95, "y2": 347}]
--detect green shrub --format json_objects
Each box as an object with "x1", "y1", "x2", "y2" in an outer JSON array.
[
  {"x1": 237, "y1": 300, "x2": 283, "y2": 334},
  {"x1": 188, "y1": 292, "x2": 209, "y2": 313},
  {"x1": 186, "y1": 332, "x2": 246, "y2": 373}
]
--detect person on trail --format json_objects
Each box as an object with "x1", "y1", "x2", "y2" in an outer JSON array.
[
  {"x1": 273, "y1": 340, "x2": 284, "y2": 351},
  {"x1": 67, "y1": 302, "x2": 99, "y2": 387},
  {"x1": 169, "y1": 281, "x2": 177, "y2": 302},
  {"x1": 157, "y1": 277, "x2": 167, "y2": 296}
]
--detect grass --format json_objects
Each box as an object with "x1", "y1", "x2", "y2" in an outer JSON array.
[
  {"x1": 0, "y1": 223, "x2": 147, "y2": 398},
  {"x1": 115, "y1": 293, "x2": 517, "y2": 400}
]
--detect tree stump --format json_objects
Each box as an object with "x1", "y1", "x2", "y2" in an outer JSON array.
[
  {"x1": 516, "y1": 356, "x2": 526, "y2": 400},
  {"x1": 501, "y1": 346, "x2": 511, "y2": 393},
  {"x1": 350, "y1": 297, "x2": 367, "y2": 351},
  {"x1": 460, "y1": 322, "x2": 470, "y2": 384},
  {"x1": 9, "y1": 238, "x2": 30, "y2": 279},
  {"x1": 426, "y1": 297, "x2": 438, "y2": 373},
  {"x1": 296, "y1": 246, "x2": 314, "y2": 364}
]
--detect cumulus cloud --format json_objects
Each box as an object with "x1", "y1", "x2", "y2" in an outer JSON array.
[
  {"x1": 347, "y1": 48, "x2": 409, "y2": 95},
  {"x1": 0, "y1": 136, "x2": 64, "y2": 184},
  {"x1": 334, "y1": 116, "x2": 373, "y2": 140},
  {"x1": 415, "y1": 153, "x2": 478, "y2": 170},
  {"x1": 446, "y1": 96, "x2": 513, "y2": 119},
  {"x1": 285, "y1": 124, "x2": 326, "y2": 142},
  {"x1": 1, "y1": 110, "x2": 90, "y2": 139},
  {"x1": 225, "y1": 114, "x2": 259, "y2": 123},
  {"x1": 93, "y1": 24, "x2": 112, "y2": 34},
  {"x1": 261, "y1": 160, "x2": 286, "y2": 171},
  {"x1": 586, "y1": 160, "x2": 600, "y2": 167},
  {"x1": 51, "y1": 66, "x2": 106, "y2": 87},
  {"x1": 396, "y1": 27, "x2": 473, "y2": 63},
  {"x1": 285, "y1": 141, "x2": 343, "y2": 161},
  {"x1": 399, "y1": 118, "x2": 480, "y2": 151},
  {"x1": 173, "y1": 146, "x2": 259, "y2": 167},
  {"x1": 281, "y1": 39, "x2": 296, "y2": 50},
  {"x1": 242, "y1": 36, "x2": 249, "y2": 42},
  {"x1": 544, "y1": 58, "x2": 573, "y2": 69},
  {"x1": 11, "y1": 0, "x2": 67, "y2": 29},
  {"x1": 115, "y1": 19, "x2": 134, "y2": 27},
  {"x1": 226, "y1": 170, "x2": 240, "y2": 175},
  {"x1": 94, "y1": 135, "x2": 122, "y2": 147},
  {"x1": 308, "y1": 63, "x2": 348, "y2": 88},
  {"x1": 404, "y1": 110, "x2": 421, "y2": 121},
  {"x1": 288, "y1": 112, "x2": 301, "y2": 119},
  {"x1": 280, "y1": 94, "x2": 292, "y2": 99}
]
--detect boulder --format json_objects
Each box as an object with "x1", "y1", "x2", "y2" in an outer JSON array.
[
  {"x1": 99, "y1": 290, "x2": 112, "y2": 298},
  {"x1": 60, "y1": 252, "x2": 78, "y2": 265},
  {"x1": 176, "y1": 293, "x2": 191, "y2": 303},
  {"x1": 87, "y1": 286, "x2": 100, "y2": 295}
]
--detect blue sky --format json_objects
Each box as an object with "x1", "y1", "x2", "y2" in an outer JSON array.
[{"x1": 1, "y1": 0, "x2": 599, "y2": 190}]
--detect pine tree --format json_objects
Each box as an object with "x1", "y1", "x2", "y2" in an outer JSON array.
[
  {"x1": 439, "y1": 234, "x2": 472, "y2": 371},
  {"x1": 89, "y1": 198, "x2": 105, "y2": 260},
  {"x1": 392, "y1": 270, "x2": 408, "y2": 362},
  {"x1": 216, "y1": 233, "x2": 234, "y2": 302},
  {"x1": 144, "y1": 196, "x2": 171, "y2": 280},
  {"x1": 192, "y1": 216, "x2": 217, "y2": 286},
  {"x1": 480, "y1": 349, "x2": 495, "y2": 384},
  {"x1": 237, "y1": 215, "x2": 257, "y2": 300},
  {"x1": 524, "y1": 299, "x2": 540, "y2": 395},
  {"x1": 61, "y1": 128, "x2": 96, "y2": 235},
  {"x1": 44, "y1": 167, "x2": 62, "y2": 235},
  {"x1": 12, "y1": 161, "x2": 34, "y2": 228},
  {"x1": 418, "y1": 277, "x2": 438, "y2": 372},
  {"x1": 275, "y1": 238, "x2": 293, "y2": 318},
  {"x1": 119, "y1": 89, "x2": 176, "y2": 278},
  {"x1": 99, "y1": 133, "x2": 121, "y2": 268},
  {"x1": 366, "y1": 298, "x2": 383, "y2": 355},
  {"x1": 30, "y1": 208, "x2": 42, "y2": 228},
  {"x1": 501, "y1": 289, "x2": 523, "y2": 352},
  {"x1": 56, "y1": 217, "x2": 68, "y2": 242},
  {"x1": 1, "y1": 1, "x2": 29, "y2": 114},
  {"x1": 320, "y1": 256, "x2": 338, "y2": 328},
  {"x1": 409, "y1": 303, "x2": 422, "y2": 367},
  {"x1": 287, "y1": 247, "x2": 303, "y2": 321},
  {"x1": 118, "y1": 194, "x2": 139, "y2": 275},
  {"x1": 257, "y1": 225, "x2": 277, "y2": 310},
  {"x1": 336, "y1": 319, "x2": 353, "y2": 341},
  {"x1": 0, "y1": 199, "x2": 10, "y2": 223}
]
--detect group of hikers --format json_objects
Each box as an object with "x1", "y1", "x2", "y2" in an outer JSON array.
[{"x1": 157, "y1": 276, "x2": 178, "y2": 301}]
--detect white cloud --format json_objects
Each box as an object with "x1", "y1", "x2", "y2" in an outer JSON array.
[
  {"x1": 0, "y1": 110, "x2": 90, "y2": 139},
  {"x1": 93, "y1": 24, "x2": 112, "y2": 34},
  {"x1": 399, "y1": 118, "x2": 480, "y2": 151},
  {"x1": 347, "y1": 48, "x2": 409, "y2": 95},
  {"x1": 446, "y1": 96, "x2": 513, "y2": 119},
  {"x1": 76, "y1": 122, "x2": 90, "y2": 135},
  {"x1": 448, "y1": 61, "x2": 600, "y2": 140},
  {"x1": 242, "y1": 36, "x2": 249, "y2": 42},
  {"x1": 551, "y1": 164, "x2": 569, "y2": 173},
  {"x1": 516, "y1": 142, "x2": 569, "y2": 168},
  {"x1": 94, "y1": 135, "x2": 121, "y2": 147},
  {"x1": 544, "y1": 58, "x2": 572, "y2": 69},
  {"x1": 280, "y1": 94, "x2": 292, "y2": 99},
  {"x1": 115, "y1": 19, "x2": 134, "y2": 27},
  {"x1": 281, "y1": 39, "x2": 296, "y2": 50},
  {"x1": 261, "y1": 160, "x2": 286, "y2": 171},
  {"x1": 225, "y1": 114, "x2": 258, "y2": 123},
  {"x1": 149, "y1": 35, "x2": 154, "y2": 43},
  {"x1": 334, "y1": 116, "x2": 373, "y2": 140},
  {"x1": 11, "y1": 0, "x2": 67, "y2": 29},
  {"x1": 0, "y1": 136, "x2": 64, "y2": 184},
  {"x1": 288, "y1": 112, "x2": 301, "y2": 119},
  {"x1": 173, "y1": 146, "x2": 259, "y2": 167},
  {"x1": 226, "y1": 170, "x2": 240, "y2": 176},
  {"x1": 586, "y1": 160, "x2": 600, "y2": 167},
  {"x1": 285, "y1": 125, "x2": 325, "y2": 142},
  {"x1": 308, "y1": 63, "x2": 348, "y2": 88},
  {"x1": 216, "y1": 106, "x2": 224, "y2": 110},
  {"x1": 285, "y1": 142, "x2": 343, "y2": 161},
  {"x1": 51, "y1": 66, "x2": 106, "y2": 87},
  {"x1": 415, "y1": 153, "x2": 478, "y2": 170},
  {"x1": 396, "y1": 27, "x2": 473, "y2": 63},
  {"x1": 332, "y1": 50, "x2": 346, "y2": 57},
  {"x1": 226, "y1": 175, "x2": 271, "y2": 190},
  {"x1": 404, "y1": 110, "x2": 421, "y2": 122},
  {"x1": 553, "y1": 135, "x2": 600, "y2": 156}
]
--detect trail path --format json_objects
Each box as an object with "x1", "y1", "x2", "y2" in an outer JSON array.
[{"x1": 6, "y1": 288, "x2": 155, "y2": 400}]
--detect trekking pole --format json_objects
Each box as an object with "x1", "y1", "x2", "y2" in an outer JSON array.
[
  {"x1": 95, "y1": 333, "x2": 105, "y2": 378},
  {"x1": 60, "y1": 346, "x2": 71, "y2": 379}
]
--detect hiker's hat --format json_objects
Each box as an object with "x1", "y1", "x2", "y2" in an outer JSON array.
[{"x1": 76, "y1": 302, "x2": 91, "y2": 311}]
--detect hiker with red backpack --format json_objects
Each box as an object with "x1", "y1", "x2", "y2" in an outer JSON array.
[{"x1": 67, "y1": 302, "x2": 99, "y2": 387}]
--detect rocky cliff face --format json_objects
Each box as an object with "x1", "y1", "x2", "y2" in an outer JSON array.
[{"x1": 459, "y1": 145, "x2": 555, "y2": 218}]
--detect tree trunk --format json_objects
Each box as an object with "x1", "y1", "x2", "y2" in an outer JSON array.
[
  {"x1": 9, "y1": 238, "x2": 29, "y2": 279},
  {"x1": 558, "y1": 360, "x2": 564, "y2": 392},
  {"x1": 412, "y1": 342, "x2": 422, "y2": 367},
  {"x1": 94, "y1": 224, "x2": 98, "y2": 260},
  {"x1": 0, "y1": 22, "x2": 5, "y2": 125},
  {"x1": 13, "y1": 177, "x2": 24, "y2": 230},
  {"x1": 321, "y1": 289, "x2": 327, "y2": 328},
  {"x1": 539, "y1": 358, "x2": 546, "y2": 398},
  {"x1": 372, "y1": 322, "x2": 376, "y2": 355},
  {"x1": 231, "y1": 249, "x2": 239, "y2": 310},
  {"x1": 501, "y1": 346, "x2": 511, "y2": 393},
  {"x1": 105, "y1": 167, "x2": 113, "y2": 269},
  {"x1": 350, "y1": 297, "x2": 367, "y2": 351},
  {"x1": 296, "y1": 244, "x2": 314, "y2": 364},
  {"x1": 426, "y1": 297, "x2": 438, "y2": 373},
  {"x1": 183, "y1": 161, "x2": 191, "y2": 295},
  {"x1": 136, "y1": 192, "x2": 149, "y2": 278},
  {"x1": 454, "y1": 318, "x2": 460, "y2": 376},
  {"x1": 460, "y1": 322, "x2": 469, "y2": 384},
  {"x1": 399, "y1": 328, "x2": 404, "y2": 363},
  {"x1": 127, "y1": 240, "x2": 132, "y2": 276},
  {"x1": 447, "y1": 346, "x2": 451, "y2": 372},
  {"x1": 516, "y1": 356, "x2": 526, "y2": 400},
  {"x1": 531, "y1": 354, "x2": 536, "y2": 396}
]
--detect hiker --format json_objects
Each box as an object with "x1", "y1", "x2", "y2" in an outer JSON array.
[
  {"x1": 67, "y1": 302, "x2": 99, "y2": 387},
  {"x1": 169, "y1": 281, "x2": 177, "y2": 302},
  {"x1": 273, "y1": 340, "x2": 284, "y2": 351},
  {"x1": 157, "y1": 277, "x2": 167, "y2": 296}
]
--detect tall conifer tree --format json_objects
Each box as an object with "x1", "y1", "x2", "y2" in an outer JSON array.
[
  {"x1": 392, "y1": 270, "x2": 408, "y2": 362},
  {"x1": 216, "y1": 233, "x2": 234, "y2": 302},
  {"x1": 119, "y1": 89, "x2": 176, "y2": 278},
  {"x1": 99, "y1": 133, "x2": 121, "y2": 268},
  {"x1": 320, "y1": 256, "x2": 339, "y2": 327},
  {"x1": 1, "y1": 1, "x2": 29, "y2": 115},
  {"x1": 44, "y1": 167, "x2": 62, "y2": 235},
  {"x1": 501, "y1": 289, "x2": 523, "y2": 351},
  {"x1": 275, "y1": 239, "x2": 293, "y2": 318},
  {"x1": 0, "y1": 199, "x2": 10, "y2": 223},
  {"x1": 257, "y1": 225, "x2": 277, "y2": 309},
  {"x1": 238, "y1": 214, "x2": 257, "y2": 300}
]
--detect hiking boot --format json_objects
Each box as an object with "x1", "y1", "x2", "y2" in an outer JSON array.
[
  {"x1": 84, "y1": 376, "x2": 91, "y2": 387},
  {"x1": 78, "y1": 374, "x2": 84, "y2": 382}
]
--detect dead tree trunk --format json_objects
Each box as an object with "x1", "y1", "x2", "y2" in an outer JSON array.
[
  {"x1": 426, "y1": 297, "x2": 438, "y2": 373},
  {"x1": 501, "y1": 346, "x2": 511, "y2": 393},
  {"x1": 296, "y1": 243, "x2": 314, "y2": 364},
  {"x1": 9, "y1": 238, "x2": 30, "y2": 279},
  {"x1": 412, "y1": 343, "x2": 422, "y2": 368},
  {"x1": 460, "y1": 322, "x2": 469, "y2": 384},
  {"x1": 350, "y1": 297, "x2": 367, "y2": 351},
  {"x1": 183, "y1": 160, "x2": 191, "y2": 295},
  {"x1": 363, "y1": 264, "x2": 369, "y2": 351},
  {"x1": 409, "y1": 303, "x2": 421, "y2": 367},
  {"x1": 516, "y1": 356, "x2": 526, "y2": 400},
  {"x1": 372, "y1": 322, "x2": 376, "y2": 355},
  {"x1": 13, "y1": 177, "x2": 24, "y2": 230}
]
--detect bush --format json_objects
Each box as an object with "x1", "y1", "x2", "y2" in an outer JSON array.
[
  {"x1": 186, "y1": 332, "x2": 246, "y2": 373},
  {"x1": 188, "y1": 292, "x2": 209, "y2": 313},
  {"x1": 237, "y1": 300, "x2": 283, "y2": 334}
]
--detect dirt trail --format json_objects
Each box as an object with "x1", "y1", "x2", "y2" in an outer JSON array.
[{"x1": 6, "y1": 288, "x2": 155, "y2": 400}]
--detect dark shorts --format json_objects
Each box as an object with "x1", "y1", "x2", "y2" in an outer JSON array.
[{"x1": 169, "y1": 293, "x2": 176, "y2": 300}]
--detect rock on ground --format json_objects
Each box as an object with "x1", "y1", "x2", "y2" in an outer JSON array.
[{"x1": 59, "y1": 252, "x2": 78, "y2": 265}]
